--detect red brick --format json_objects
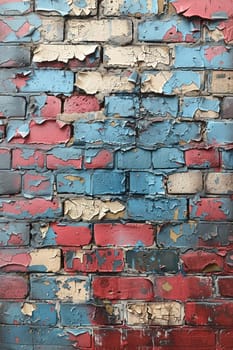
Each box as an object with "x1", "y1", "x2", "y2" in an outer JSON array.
[
  {"x1": 218, "y1": 277, "x2": 233, "y2": 297},
  {"x1": 224, "y1": 250, "x2": 233, "y2": 273},
  {"x1": 94, "y1": 223, "x2": 154, "y2": 247},
  {"x1": 68, "y1": 330, "x2": 92, "y2": 348},
  {"x1": 46, "y1": 153, "x2": 82, "y2": 170},
  {"x1": 64, "y1": 95, "x2": 100, "y2": 113},
  {"x1": 92, "y1": 277, "x2": 154, "y2": 300},
  {"x1": 23, "y1": 172, "x2": 53, "y2": 198},
  {"x1": 64, "y1": 248, "x2": 124, "y2": 272},
  {"x1": 39, "y1": 95, "x2": 61, "y2": 119},
  {"x1": 0, "y1": 249, "x2": 30, "y2": 272},
  {"x1": 190, "y1": 198, "x2": 232, "y2": 221},
  {"x1": 185, "y1": 302, "x2": 233, "y2": 326},
  {"x1": 219, "y1": 330, "x2": 233, "y2": 350},
  {"x1": 185, "y1": 149, "x2": 219, "y2": 168},
  {"x1": 0, "y1": 275, "x2": 28, "y2": 299},
  {"x1": 181, "y1": 251, "x2": 223, "y2": 273},
  {"x1": 12, "y1": 149, "x2": 45, "y2": 169},
  {"x1": 154, "y1": 275, "x2": 212, "y2": 301},
  {"x1": 94, "y1": 329, "x2": 121, "y2": 349},
  {"x1": 51, "y1": 223, "x2": 92, "y2": 247},
  {"x1": 84, "y1": 149, "x2": 113, "y2": 169}
]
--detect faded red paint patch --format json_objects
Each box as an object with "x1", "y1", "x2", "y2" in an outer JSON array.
[
  {"x1": 84, "y1": 150, "x2": 113, "y2": 169},
  {"x1": 0, "y1": 20, "x2": 11, "y2": 41},
  {"x1": 0, "y1": 275, "x2": 28, "y2": 298},
  {"x1": 16, "y1": 21, "x2": 30, "y2": 37},
  {"x1": 7, "y1": 234, "x2": 24, "y2": 246},
  {"x1": 12, "y1": 73, "x2": 30, "y2": 89},
  {"x1": 185, "y1": 149, "x2": 220, "y2": 168},
  {"x1": 218, "y1": 18, "x2": 233, "y2": 43},
  {"x1": 68, "y1": 331, "x2": 92, "y2": 348},
  {"x1": 0, "y1": 250, "x2": 30, "y2": 272},
  {"x1": 51, "y1": 223, "x2": 92, "y2": 246},
  {"x1": 12, "y1": 149, "x2": 45, "y2": 169},
  {"x1": 64, "y1": 95, "x2": 100, "y2": 114},
  {"x1": 46, "y1": 154, "x2": 82, "y2": 170},
  {"x1": 190, "y1": 198, "x2": 228, "y2": 220},
  {"x1": 163, "y1": 26, "x2": 183, "y2": 42},
  {"x1": 181, "y1": 251, "x2": 223, "y2": 273},
  {"x1": 40, "y1": 96, "x2": 61, "y2": 119},
  {"x1": 204, "y1": 46, "x2": 227, "y2": 61}
]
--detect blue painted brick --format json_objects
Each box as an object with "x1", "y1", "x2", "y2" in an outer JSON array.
[
  {"x1": 57, "y1": 172, "x2": 91, "y2": 194},
  {"x1": 74, "y1": 120, "x2": 135, "y2": 146},
  {"x1": 117, "y1": 148, "x2": 151, "y2": 169},
  {"x1": 127, "y1": 198, "x2": 187, "y2": 221},
  {"x1": 118, "y1": 0, "x2": 158, "y2": 15},
  {"x1": 0, "y1": 46, "x2": 30, "y2": 67},
  {"x1": 142, "y1": 96, "x2": 178, "y2": 117},
  {"x1": 130, "y1": 172, "x2": 165, "y2": 195},
  {"x1": 138, "y1": 121, "x2": 201, "y2": 148},
  {"x1": 0, "y1": 0, "x2": 31, "y2": 14},
  {"x1": 0, "y1": 222, "x2": 29, "y2": 246},
  {"x1": 0, "y1": 302, "x2": 57, "y2": 326},
  {"x1": 152, "y1": 148, "x2": 184, "y2": 168},
  {"x1": 0, "y1": 325, "x2": 32, "y2": 345},
  {"x1": 174, "y1": 46, "x2": 233, "y2": 69},
  {"x1": 0, "y1": 149, "x2": 11, "y2": 169},
  {"x1": 105, "y1": 95, "x2": 139, "y2": 117},
  {"x1": 0, "y1": 95, "x2": 26, "y2": 117},
  {"x1": 157, "y1": 222, "x2": 198, "y2": 248},
  {"x1": 35, "y1": 0, "x2": 70, "y2": 15},
  {"x1": 92, "y1": 170, "x2": 125, "y2": 195},
  {"x1": 181, "y1": 97, "x2": 220, "y2": 119},
  {"x1": 33, "y1": 327, "x2": 92, "y2": 346},
  {"x1": 222, "y1": 150, "x2": 233, "y2": 169},
  {"x1": 197, "y1": 223, "x2": 233, "y2": 247},
  {"x1": 206, "y1": 121, "x2": 233, "y2": 145}
]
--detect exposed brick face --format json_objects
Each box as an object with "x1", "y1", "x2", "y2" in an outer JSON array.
[{"x1": 0, "y1": 0, "x2": 232, "y2": 348}]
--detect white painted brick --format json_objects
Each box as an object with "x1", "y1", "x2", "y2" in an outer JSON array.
[
  {"x1": 167, "y1": 171, "x2": 203, "y2": 194},
  {"x1": 30, "y1": 249, "x2": 61, "y2": 272},
  {"x1": 205, "y1": 173, "x2": 233, "y2": 194},
  {"x1": 40, "y1": 16, "x2": 64, "y2": 42},
  {"x1": 102, "y1": 0, "x2": 158, "y2": 16}
]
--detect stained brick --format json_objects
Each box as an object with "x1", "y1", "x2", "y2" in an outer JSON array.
[{"x1": 0, "y1": 275, "x2": 28, "y2": 299}]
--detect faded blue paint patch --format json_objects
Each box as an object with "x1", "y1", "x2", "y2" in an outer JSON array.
[
  {"x1": 0, "y1": 95, "x2": 26, "y2": 117},
  {"x1": 23, "y1": 172, "x2": 54, "y2": 198},
  {"x1": 222, "y1": 150, "x2": 233, "y2": 169},
  {"x1": 33, "y1": 327, "x2": 72, "y2": 345},
  {"x1": 142, "y1": 96, "x2": 178, "y2": 117},
  {"x1": 7, "y1": 120, "x2": 30, "y2": 141},
  {"x1": 157, "y1": 222, "x2": 198, "y2": 249},
  {"x1": 117, "y1": 148, "x2": 151, "y2": 169},
  {"x1": 127, "y1": 198, "x2": 187, "y2": 221},
  {"x1": 0, "y1": 222, "x2": 29, "y2": 246},
  {"x1": 138, "y1": 15, "x2": 200, "y2": 42},
  {"x1": 152, "y1": 148, "x2": 184, "y2": 168},
  {"x1": 174, "y1": 46, "x2": 233, "y2": 69},
  {"x1": 120, "y1": 0, "x2": 158, "y2": 15},
  {"x1": 181, "y1": 97, "x2": 220, "y2": 118},
  {"x1": 0, "y1": 0, "x2": 31, "y2": 14},
  {"x1": 138, "y1": 121, "x2": 201, "y2": 148},
  {"x1": 28, "y1": 95, "x2": 47, "y2": 119},
  {"x1": 105, "y1": 95, "x2": 139, "y2": 117},
  {"x1": 92, "y1": 170, "x2": 125, "y2": 195},
  {"x1": 1, "y1": 14, "x2": 41, "y2": 42},
  {"x1": 60, "y1": 304, "x2": 94, "y2": 326},
  {"x1": 130, "y1": 172, "x2": 165, "y2": 195},
  {"x1": 206, "y1": 121, "x2": 233, "y2": 145},
  {"x1": 197, "y1": 222, "x2": 233, "y2": 246},
  {"x1": 75, "y1": 0, "x2": 87, "y2": 8},
  {"x1": 0, "y1": 302, "x2": 57, "y2": 326},
  {"x1": 57, "y1": 172, "x2": 91, "y2": 194},
  {"x1": 0, "y1": 325, "x2": 33, "y2": 345},
  {"x1": 74, "y1": 119, "x2": 135, "y2": 146},
  {"x1": 35, "y1": 0, "x2": 70, "y2": 15}
]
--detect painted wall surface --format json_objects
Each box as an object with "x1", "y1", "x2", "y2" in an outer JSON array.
[{"x1": 0, "y1": 0, "x2": 233, "y2": 349}]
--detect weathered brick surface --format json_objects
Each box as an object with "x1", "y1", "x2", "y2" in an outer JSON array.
[{"x1": 1, "y1": 0, "x2": 232, "y2": 348}]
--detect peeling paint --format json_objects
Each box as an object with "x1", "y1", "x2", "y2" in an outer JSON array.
[{"x1": 21, "y1": 303, "x2": 36, "y2": 317}]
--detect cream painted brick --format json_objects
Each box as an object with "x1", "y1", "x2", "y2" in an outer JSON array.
[
  {"x1": 66, "y1": 19, "x2": 132, "y2": 44},
  {"x1": 210, "y1": 71, "x2": 233, "y2": 94},
  {"x1": 30, "y1": 249, "x2": 61, "y2": 272},
  {"x1": 55, "y1": 276, "x2": 90, "y2": 302},
  {"x1": 40, "y1": 17, "x2": 64, "y2": 42},
  {"x1": 167, "y1": 171, "x2": 203, "y2": 194},
  {"x1": 75, "y1": 71, "x2": 135, "y2": 94},
  {"x1": 205, "y1": 173, "x2": 233, "y2": 194},
  {"x1": 127, "y1": 302, "x2": 184, "y2": 325},
  {"x1": 102, "y1": 0, "x2": 158, "y2": 16},
  {"x1": 104, "y1": 45, "x2": 169, "y2": 68}
]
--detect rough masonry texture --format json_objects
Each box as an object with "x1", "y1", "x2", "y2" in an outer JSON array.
[{"x1": 0, "y1": 0, "x2": 233, "y2": 349}]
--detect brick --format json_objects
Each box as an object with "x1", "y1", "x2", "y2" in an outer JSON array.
[
  {"x1": 0, "y1": 46, "x2": 30, "y2": 67},
  {"x1": 197, "y1": 222, "x2": 233, "y2": 247},
  {"x1": 84, "y1": 149, "x2": 113, "y2": 169},
  {"x1": 185, "y1": 148, "x2": 220, "y2": 168},
  {"x1": 219, "y1": 330, "x2": 233, "y2": 350},
  {"x1": 190, "y1": 197, "x2": 233, "y2": 221},
  {"x1": 94, "y1": 329, "x2": 121, "y2": 349},
  {"x1": 64, "y1": 248, "x2": 124, "y2": 272},
  {"x1": 105, "y1": 95, "x2": 139, "y2": 117},
  {"x1": 12, "y1": 149, "x2": 45, "y2": 169},
  {"x1": 102, "y1": 0, "x2": 158, "y2": 16},
  {"x1": 104, "y1": 45, "x2": 169, "y2": 68},
  {"x1": 31, "y1": 222, "x2": 91, "y2": 247},
  {"x1": 185, "y1": 302, "x2": 233, "y2": 326},
  {"x1": 174, "y1": 45, "x2": 233, "y2": 69},
  {"x1": 0, "y1": 302, "x2": 57, "y2": 325},
  {"x1": 138, "y1": 121, "x2": 201, "y2": 147},
  {"x1": 23, "y1": 172, "x2": 53, "y2": 198},
  {"x1": 141, "y1": 70, "x2": 202, "y2": 94},
  {"x1": 0, "y1": 325, "x2": 32, "y2": 345},
  {"x1": 57, "y1": 172, "x2": 91, "y2": 194},
  {"x1": 138, "y1": 15, "x2": 200, "y2": 42},
  {"x1": 92, "y1": 170, "x2": 125, "y2": 195},
  {"x1": 30, "y1": 275, "x2": 90, "y2": 301},
  {"x1": 154, "y1": 275, "x2": 212, "y2": 301},
  {"x1": 180, "y1": 97, "x2": 220, "y2": 119},
  {"x1": 157, "y1": 222, "x2": 198, "y2": 249},
  {"x1": 210, "y1": 71, "x2": 233, "y2": 93},
  {"x1": 167, "y1": 171, "x2": 203, "y2": 194},
  {"x1": 75, "y1": 71, "x2": 135, "y2": 94},
  {"x1": 206, "y1": 121, "x2": 233, "y2": 145},
  {"x1": 222, "y1": 150, "x2": 233, "y2": 169},
  {"x1": 35, "y1": 0, "x2": 97, "y2": 16},
  {"x1": 217, "y1": 277, "x2": 233, "y2": 297},
  {"x1": 117, "y1": 148, "x2": 150, "y2": 169},
  {"x1": 225, "y1": 250, "x2": 233, "y2": 273},
  {"x1": 47, "y1": 147, "x2": 82, "y2": 170},
  {"x1": 142, "y1": 96, "x2": 178, "y2": 118},
  {"x1": 0, "y1": 275, "x2": 28, "y2": 299},
  {"x1": 0, "y1": 0, "x2": 31, "y2": 14},
  {"x1": 221, "y1": 97, "x2": 233, "y2": 118},
  {"x1": 74, "y1": 119, "x2": 135, "y2": 146},
  {"x1": 0, "y1": 222, "x2": 29, "y2": 247},
  {"x1": 127, "y1": 302, "x2": 183, "y2": 325},
  {"x1": 130, "y1": 172, "x2": 165, "y2": 195},
  {"x1": 205, "y1": 173, "x2": 233, "y2": 194},
  {"x1": 0, "y1": 14, "x2": 41, "y2": 42},
  {"x1": 126, "y1": 249, "x2": 179, "y2": 273},
  {"x1": 181, "y1": 250, "x2": 223, "y2": 273},
  {"x1": 39, "y1": 16, "x2": 64, "y2": 42},
  {"x1": 28, "y1": 95, "x2": 61, "y2": 120},
  {"x1": 0, "y1": 171, "x2": 21, "y2": 195},
  {"x1": 93, "y1": 277, "x2": 153, "y2": 300},
  {"x1": 127, "y1": 198, "x2": 187, "y2": 221},
  {"x1": 0, "y1": 198, "x2": 62, "y2": 219},
  {"x1": 33, "y1": 328, "x2": 92, "y2": 347},
  {"x1": 0, "y1": 149, "x2": 11, "y2": 169},
  {"x1": 67, "y1": 19, "x2": 132, "y2": 44},
  {"x1": 152, "y1": 148, "x2": 184, "y2": 168},
  {"x1": 0, "y1": 96, "x2": 26, "y2": 117},
  {"x1": 94, "y1": 223, "x2": 154, "y2": 247},
  {"x1": 64, "y1": 94, "x2": 100, "y2": 114}
]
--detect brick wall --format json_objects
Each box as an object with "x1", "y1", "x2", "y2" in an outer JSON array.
[{"x1": 0, "y1": 0, "x2": 233, "y2": 349}]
